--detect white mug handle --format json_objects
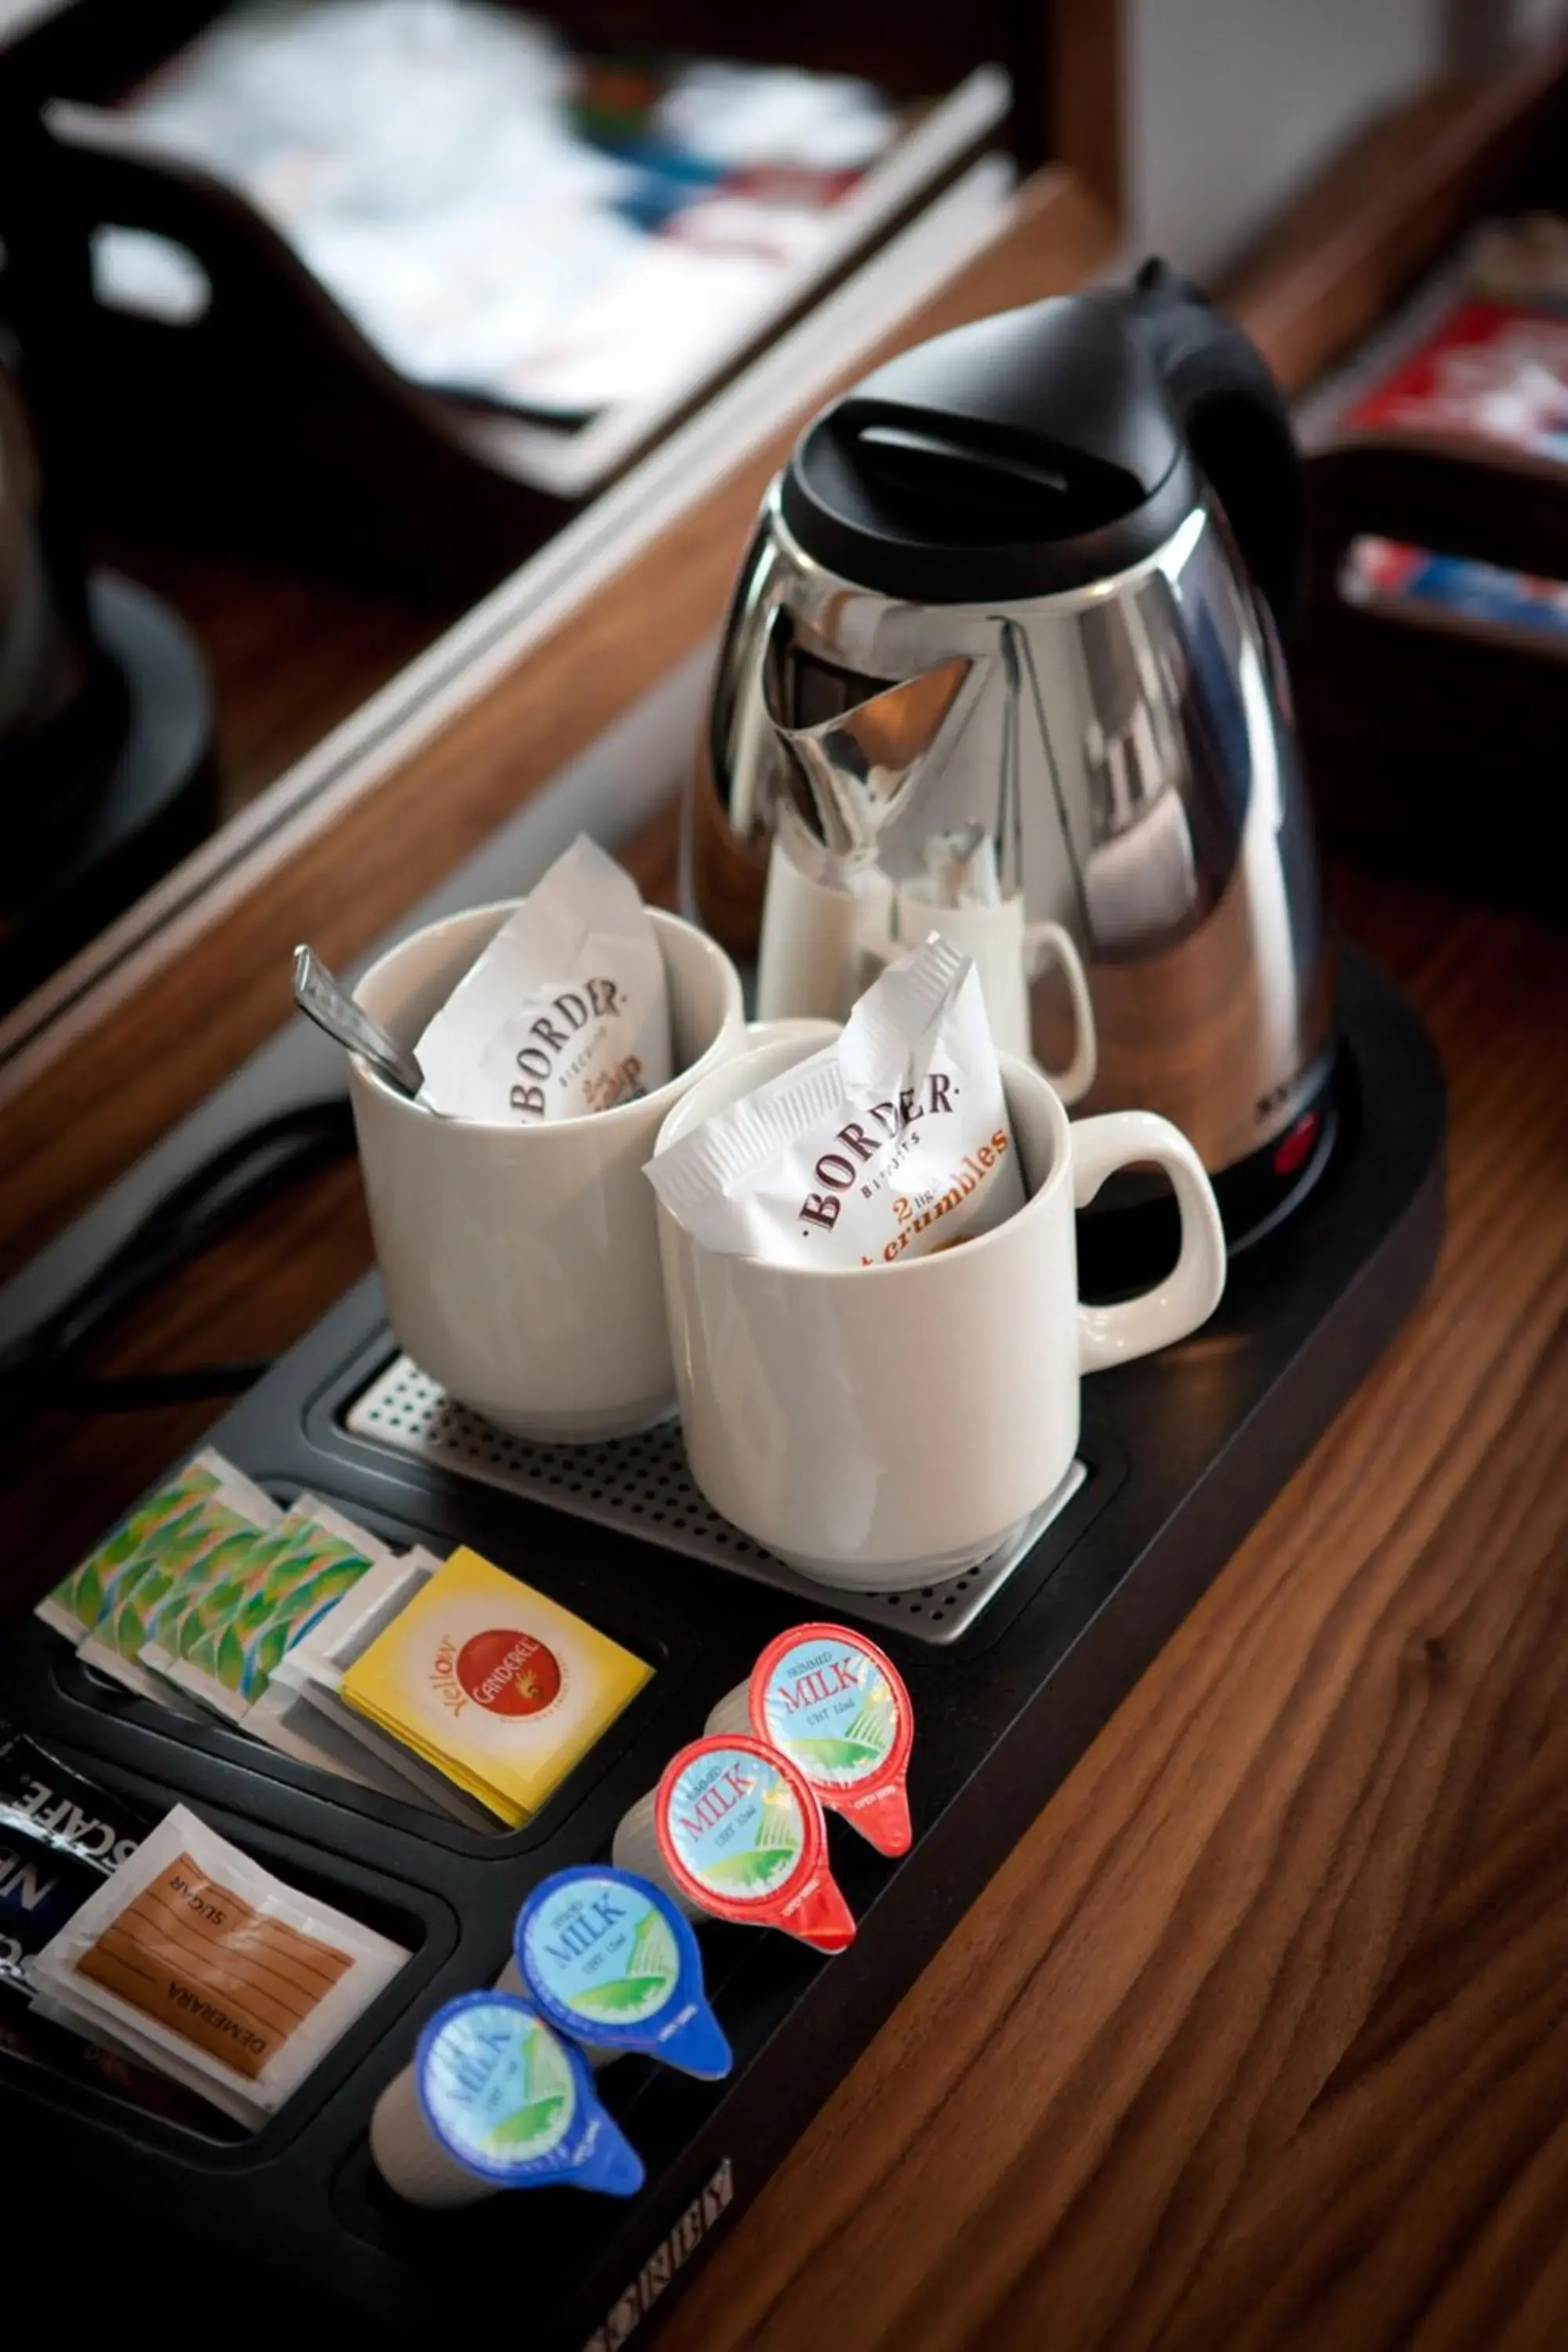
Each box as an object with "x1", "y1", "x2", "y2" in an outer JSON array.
[
  {"x1": 1070, "y1": 1111, "x2": 1227, "y2": 1372},
  {"x1": 1022, "y1": 922, "x2": 1098, "y2": 1106}
]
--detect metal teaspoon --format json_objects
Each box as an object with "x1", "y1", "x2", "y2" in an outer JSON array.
[{"x1": 292, "y1": 944, "x2": 426, "y2": 1100}]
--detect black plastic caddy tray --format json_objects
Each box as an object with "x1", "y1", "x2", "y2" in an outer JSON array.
[{"x1": 0, "y1": 951, "x2": 1446, "y2": 2350}]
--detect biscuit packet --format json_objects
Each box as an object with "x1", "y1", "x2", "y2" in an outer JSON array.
[
  {"x1": 413, "y1": 835, "x2": 672, "y2": 1123},
  {"x1": 646, "y1": 935, "x2": 1025, "y2": 1267}
]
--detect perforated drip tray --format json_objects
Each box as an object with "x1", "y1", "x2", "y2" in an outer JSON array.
[{"x1": 345, "y1": 1355, "x2": 1087, "y2": 1646}]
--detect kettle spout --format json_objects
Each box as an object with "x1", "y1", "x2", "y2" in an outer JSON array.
[{"x1": 769, "y1": 657, "x2": 973, "y2": 864}]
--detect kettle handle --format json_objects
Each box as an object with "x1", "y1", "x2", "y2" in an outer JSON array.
[{"x1": 1127, "y1": 257, "x2": 1303, "y2": 637}]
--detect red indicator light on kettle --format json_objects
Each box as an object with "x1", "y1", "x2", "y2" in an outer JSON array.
[{"x1": 1273, "y1": 1112, "x2": 1319, "y2": 1178}]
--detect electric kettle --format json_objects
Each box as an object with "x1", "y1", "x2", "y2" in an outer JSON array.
[{"x1": 690, "y1": 260, "x2": 1338, "y2": 1250}]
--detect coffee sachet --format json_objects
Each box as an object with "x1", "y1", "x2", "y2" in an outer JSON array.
[
  {"x1": 647, "y1": 935, "x2": 1025, "y2": 1267},
  {"x1": 1, "y1": 1714, "x2": 152, "y2": 2004},
  {"x1": 0, "y1": 1718, "x2": 220, "y2": 2122},
  {"x1": 415, "y1": 835, "x2": 672, "y2": 1123}
]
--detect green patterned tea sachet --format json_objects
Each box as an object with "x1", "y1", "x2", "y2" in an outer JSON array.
[
  {"x1": 36, "y1": 1457, "x2": 429, "y2": 1811},
  {"x1": 33, "y1": 1456, "x2": 216, "y2": 1642},
  {"x1": 40, "y1": 1454, "x2": 279, "y2": 1711},
  {"x1": 162, "y1": 1502, "x2": 390, "y2": 1723},
  {"x1": 136, "y1": 1504, "x2": 323, "y2": 1696}
]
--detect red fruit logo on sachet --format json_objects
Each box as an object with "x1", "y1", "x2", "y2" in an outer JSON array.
[{"x1": 454, "y1": 1628, "x2": 562, "y2": 1716}]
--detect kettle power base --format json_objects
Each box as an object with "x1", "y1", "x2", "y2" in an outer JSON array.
[{"x1": 0, "y1": 952, "x2": 1443, "y2": 2350}]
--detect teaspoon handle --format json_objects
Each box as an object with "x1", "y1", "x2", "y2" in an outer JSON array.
[{"x1": 292, "y1": 945, "x2": 424, "y2": 1099}]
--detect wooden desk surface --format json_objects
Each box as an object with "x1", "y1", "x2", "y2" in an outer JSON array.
[{"x1": 3, "y1": 841, "x2": 1564, "y2": 2349}]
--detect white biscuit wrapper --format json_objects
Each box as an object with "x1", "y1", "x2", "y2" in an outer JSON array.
[
  {"x1": 413, "y1": 835, "x2": 672, "y2": 1122},
  {"x1": 647, "y1": 935, "x2": 1026, "y2": 1267}
]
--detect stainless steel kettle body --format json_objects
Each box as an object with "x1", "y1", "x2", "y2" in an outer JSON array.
[{"x1": 690, "y1": 261, "x2": 1338, "y2": 1248}]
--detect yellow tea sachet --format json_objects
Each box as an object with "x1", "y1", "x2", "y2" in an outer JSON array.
[{"x1": 340, "y1": 1548, "x2": 651, "y2": 1827}]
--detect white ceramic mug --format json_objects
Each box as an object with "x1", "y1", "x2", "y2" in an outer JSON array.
[
  {"x1": 890, "y1": 884, "x2": 1098, "y2": 1104},
  {"x1": 755, "y1": 835, "x2": 896, "y2": 1026},
  {"x1": 757, "y1": 843, "x2": 1098, "y2": 1106},
  {"x1": 350, "y1": 902, "x2": 745, "y2": 1441},
  {"x1": 653, "y1": 1031, "x2": 1226, "y2": 1586}
]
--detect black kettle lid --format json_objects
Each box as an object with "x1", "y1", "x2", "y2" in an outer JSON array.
[{"x1": 780, "y1": 289, "x2": 1197, "y2": 603}]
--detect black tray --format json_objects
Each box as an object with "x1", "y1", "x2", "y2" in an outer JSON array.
[{"x1": 0, "y1": 949, "x2": 1446, "y2": 2350}]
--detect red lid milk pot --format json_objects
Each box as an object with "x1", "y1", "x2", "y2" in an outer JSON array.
[
  {"x1": 612, "y1": 1734, "x2": 855, "y2": 1954},
  {"x1": 706, "y1": 1624, "x2": 913, "y2": 1857}
]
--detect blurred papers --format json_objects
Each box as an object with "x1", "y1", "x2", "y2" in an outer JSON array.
[{"x1": 108, "y1": 0, "x2": 897, "y2": 418}]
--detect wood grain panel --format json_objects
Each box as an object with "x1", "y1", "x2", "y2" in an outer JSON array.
[
  {"x1": 0, "y1": 168, "x2": 1116, "y2": 1282},
  {"x1": 1040, "y1": 0, "x2": 1123, "y2": 216}
]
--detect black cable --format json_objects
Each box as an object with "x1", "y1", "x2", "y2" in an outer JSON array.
[{"x1": 0, "y1": 1098, "x2": 356, "y2": 1425}]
